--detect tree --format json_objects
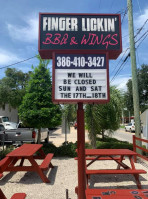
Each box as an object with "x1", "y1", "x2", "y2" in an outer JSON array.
[
  {"x1": 19, "y1": 56, "x2": 62, "y2": 143},
  {"x1": 63, "y1": 104, "x2": 77, "y2": 125},
  {"x1": 124, "y1": 64, "x2": 148, "y2": 113},
  {"x1": 0, "y1": 68, "x2": 31, "y2": 109},
  {"x1": 85, "y1": 86, "x2": 123, "y2": 148}
]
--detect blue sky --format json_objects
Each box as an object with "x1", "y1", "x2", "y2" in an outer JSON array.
[{"x1": 0, "y1": 0, "x2": 147, "y2": 91}]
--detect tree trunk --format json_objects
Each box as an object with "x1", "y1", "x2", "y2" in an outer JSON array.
[
  {"x1": 91, "y1": 134, "x2": 96, "y2": 149},
  {"x1": 37, "y1": 128, "x2": 41, "y2": 144},
  {"x1": 102, "y1": 130, "x2": 105, "y2": 141}
]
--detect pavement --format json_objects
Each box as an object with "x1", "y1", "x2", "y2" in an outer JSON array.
[{"x1": 49, "y1": 126, "x2": 89, "y2": 146}]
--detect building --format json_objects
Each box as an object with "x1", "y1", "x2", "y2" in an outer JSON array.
[{"x1": 0, "y1": 104, "x2": 18, "y2": 123}]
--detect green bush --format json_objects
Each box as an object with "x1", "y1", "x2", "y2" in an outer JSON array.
[
  {"x1": 42, "y1": 141, "x2": 92, "y2": 157},
  {"x1": 0, "y1": 137, "x2": 133, "y2": 159},
  {"x1": 96, "y1": 136, "x2": 133, "y2": 150},
  {"x1": 0, "y1": 145, "x2": 14, "y2": 160}
]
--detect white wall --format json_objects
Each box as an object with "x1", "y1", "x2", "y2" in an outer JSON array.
[
  {"x1": 0, "y1": 104, "x2": 18, "y2": 123},
  {"x1": 140, "y1": 109, "x2": 148, "y2": 139}
]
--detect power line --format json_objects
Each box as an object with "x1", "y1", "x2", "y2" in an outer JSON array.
[
  {"x1": 110, "y1": 54, "x2": 130, "y2": 83},
  {"x1": 110, "y1": 48, "x2": 129, "y2": 76},
  {"x1": 136, "y1": 32, "x2": 148, "y2": 49},
  {"x1": 110, "y1": 32, "x2": 148, "y2": 83},
  {"x1": 134, "y1": 19, "x2": 148, "y2": 39},
  {"x1": 0, "y1": 56, "x2": 36, "y2": 70},
  {"x1": 135, "y1": 30, "x2": 148, "y2": 44},
  {"x1": 111, "y1": 19, "x2": 148, "y2": 83}
]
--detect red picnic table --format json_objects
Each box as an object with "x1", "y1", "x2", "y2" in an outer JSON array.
[
  {"x1": 86, "y1": 188, "x2": 148, "y2": 199},
  {"x1": 0, "y1": 144, "x2": 54, "y2": 183},
  {"x1": 84, "y1": 149, "x2": 147, "y2": 189}
]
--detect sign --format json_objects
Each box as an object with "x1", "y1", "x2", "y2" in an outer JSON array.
[
  {"x1": 39, "y1": 13, "x2": 122, "y2": 59},
  {"x1": 52, "y1": 53, "x2": 109, "y2": 104}
]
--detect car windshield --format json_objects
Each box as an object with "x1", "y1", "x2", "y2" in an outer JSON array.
[
  {"x1": 127, "y1": 123, "x2": 132, "y2": 126},
  {"x1": 2, "y1": 117, "x2": 9, "y2": 122}
]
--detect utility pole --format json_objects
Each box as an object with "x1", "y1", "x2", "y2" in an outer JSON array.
[{"x1": 127, "y1": 0, "x2": 142, "y2": 154}]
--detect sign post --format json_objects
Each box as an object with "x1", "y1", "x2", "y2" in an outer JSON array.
[
  {"x1": 77, "y1": 103, "x2": 86, "y2": 199},
  {"x1": 39, "y1": 13, "x2": 122, "y2": 199}
]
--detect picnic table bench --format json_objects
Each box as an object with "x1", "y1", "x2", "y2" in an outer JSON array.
[
  {"x1": 0, "y1": 188, "x2": 26, "y2": 199},
  {"x1": 86, "y1": 188, "x2": 148, "y2": 199},
  {"x1": 0, "y1": 144, "x2": 54, "y2": 183},
  {"x1": 77, "y1": 149, "x2": 147, "y2": 189}
]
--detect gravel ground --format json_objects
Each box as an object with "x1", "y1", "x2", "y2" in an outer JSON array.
[{"x1": 1, "y1": 128, "x2": 148, "y2": 199}]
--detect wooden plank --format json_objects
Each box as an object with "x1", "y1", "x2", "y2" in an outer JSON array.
[
  {"x1": 75, "y1": 157, "x2": 125, "y2": 160},
  {"x1": 86, "y1": 189, "x2": 148, "y2": 199},
  {"x1": 40, "y1": 153, "x2": 54, "y2": 171},
  {"x1": 86, "y1": 169, "x2": 147, "y2": 175},
  {"x1": 0, "y1": 157, "x2": 12, "y2": 173},
  {"x1": 11, "y1": 193, "x2": 26, "y2": 199}
]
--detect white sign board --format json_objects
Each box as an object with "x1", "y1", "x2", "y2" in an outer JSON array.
[{"x1": 52, "y1": 54, "x2": 109, "y2": 104}]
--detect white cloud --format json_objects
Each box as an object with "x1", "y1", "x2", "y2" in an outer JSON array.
[
  {"x1": 7, "y1": 17, "x2": 38, "y2": 43},
  {"x1": 135, "y1": 8, "x2": 148, "y2": 29},
  {"x1": 0, "y1": 49, "x2": 20, "y2": 65},
  {"x1": 110, "y1": 75, "x2": 131, "y2": 92}
]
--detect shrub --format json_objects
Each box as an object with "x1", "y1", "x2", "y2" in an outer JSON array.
[
  {"x1": 96, "y1": 136, "x2": 133, "y2": 150},
  {"x1": 0, "y1": 145, "x2": 14, "y2": 160}
]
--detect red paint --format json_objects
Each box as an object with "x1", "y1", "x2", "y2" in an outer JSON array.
[
  {"x1": 77, "y1": 103, "x2": 86, "y2": 199},
  {"x1": 86, "y1": 189, "x2": 148, "y2": 199}
]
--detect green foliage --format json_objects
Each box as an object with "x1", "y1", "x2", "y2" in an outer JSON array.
[
  {"x1": 96, "y1": 137, "x2": 133, "y2": 150},
  {"x1": 19, "y1": 56, "x2": 62, "y2": 129},
  {"x1": 85, "y1": 86, "x2": 123, "y2": 147},
  {"x1": 0, "y1": 145, "x2": 14, "y2": 160},
  {"x1": 124, "y1": 64, "x2": 148, "y2": 113},
  {"x1": 63, "y1": 104, "x2": 77, "y2": 125},
  {"x1": 0, "y1": 68, "x2": 30, "y2": 108},
  {"x1": 42, "y1": 141, "x2": 91, "y2": 157},
  {"x1": 1, "y1": 138, "x2": 134, "y2": 159}
]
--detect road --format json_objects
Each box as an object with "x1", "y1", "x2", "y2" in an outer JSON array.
[{"x1": 110, "y1": 128, "x2": 135, "y2": 143}]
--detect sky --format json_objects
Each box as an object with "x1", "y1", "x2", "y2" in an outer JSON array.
[{"x1": 0, "y1": 0, "x2": 148, "y2": 92}]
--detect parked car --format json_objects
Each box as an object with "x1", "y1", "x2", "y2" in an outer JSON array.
[
  {"x1": 0, "y1": 123, "x2": 49, "y2": 146},
  {"x1": 125, "y1": 122, "x2": 143, "y2": 133},
  {"x1": 0, "y1": 116, "x2": 18, "y2": 130},
  {"x1": 125, "y1": 122, "x2": 135, "y2": 132}
]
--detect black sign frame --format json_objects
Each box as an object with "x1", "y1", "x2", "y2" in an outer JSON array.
[{"x1": 39, "y1": 13, "x2": 122, "y2": 60}]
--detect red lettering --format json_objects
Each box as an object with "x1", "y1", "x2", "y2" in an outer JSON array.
[
  {"x1": 42, "y1": 33, "x2": 52, "y2": 44},
  {"x1": 81, "y1": 34, "x2": 91, "y2": 44},
  {"x1": 60, "y1": 34, "x2": 68, "y2": 45},
  {"x1": 70, "y1": 37, "x2": 78, "y2": 45},
  {"x1": 102, "y1": 34, "x2": 111, "y2": 49},
  {"x1": 52, "y1": 33, "x2": 61, "y2": 44},
  {"x1": 109, "y1": 34, "x2": 118, "y2": 46},
  {"x1": 89, "y1": 34, "x2": 103, "y2": 45}
]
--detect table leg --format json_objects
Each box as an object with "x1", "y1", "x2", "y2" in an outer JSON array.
[
  {"x1": 129, "y1": 155, "x2": 136, "y2": 169},
  {"x1": 117, "y1": 155, "x2": 124, "y2": 169},
  {"x1": 20, "y1": 158, "x2": 25, "y2": 167},
  {"x1": 129, "y1": 155, "x2": 142, "y2": 189},
  {"x1": 28, "y1": 157, "x2": 50, "y2": 183},
  {"x1": 133, "y1": 174, "x2": 142, "y2": 189},
  {"x1": 86, "y1": 156, "x2": 101, "y2": 167}
]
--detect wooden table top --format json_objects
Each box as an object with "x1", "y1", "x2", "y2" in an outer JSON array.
[
  {"x1": 86, "y1": 189, "x2": 148, "y2": 199},
  {"x1": 6, "y1": 144, "x2": 43, "y2": 157},
  {"x1": 85, "y1": 149, "x2": 137, "y2": 156}
]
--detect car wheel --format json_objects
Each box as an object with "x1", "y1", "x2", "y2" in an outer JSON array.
[
  {"x1": 125, "y1": 128, "x2": 127, "y2": 132},
  {"x1": 129, "y1": 129, "x2": 132, "y2": 133}
]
